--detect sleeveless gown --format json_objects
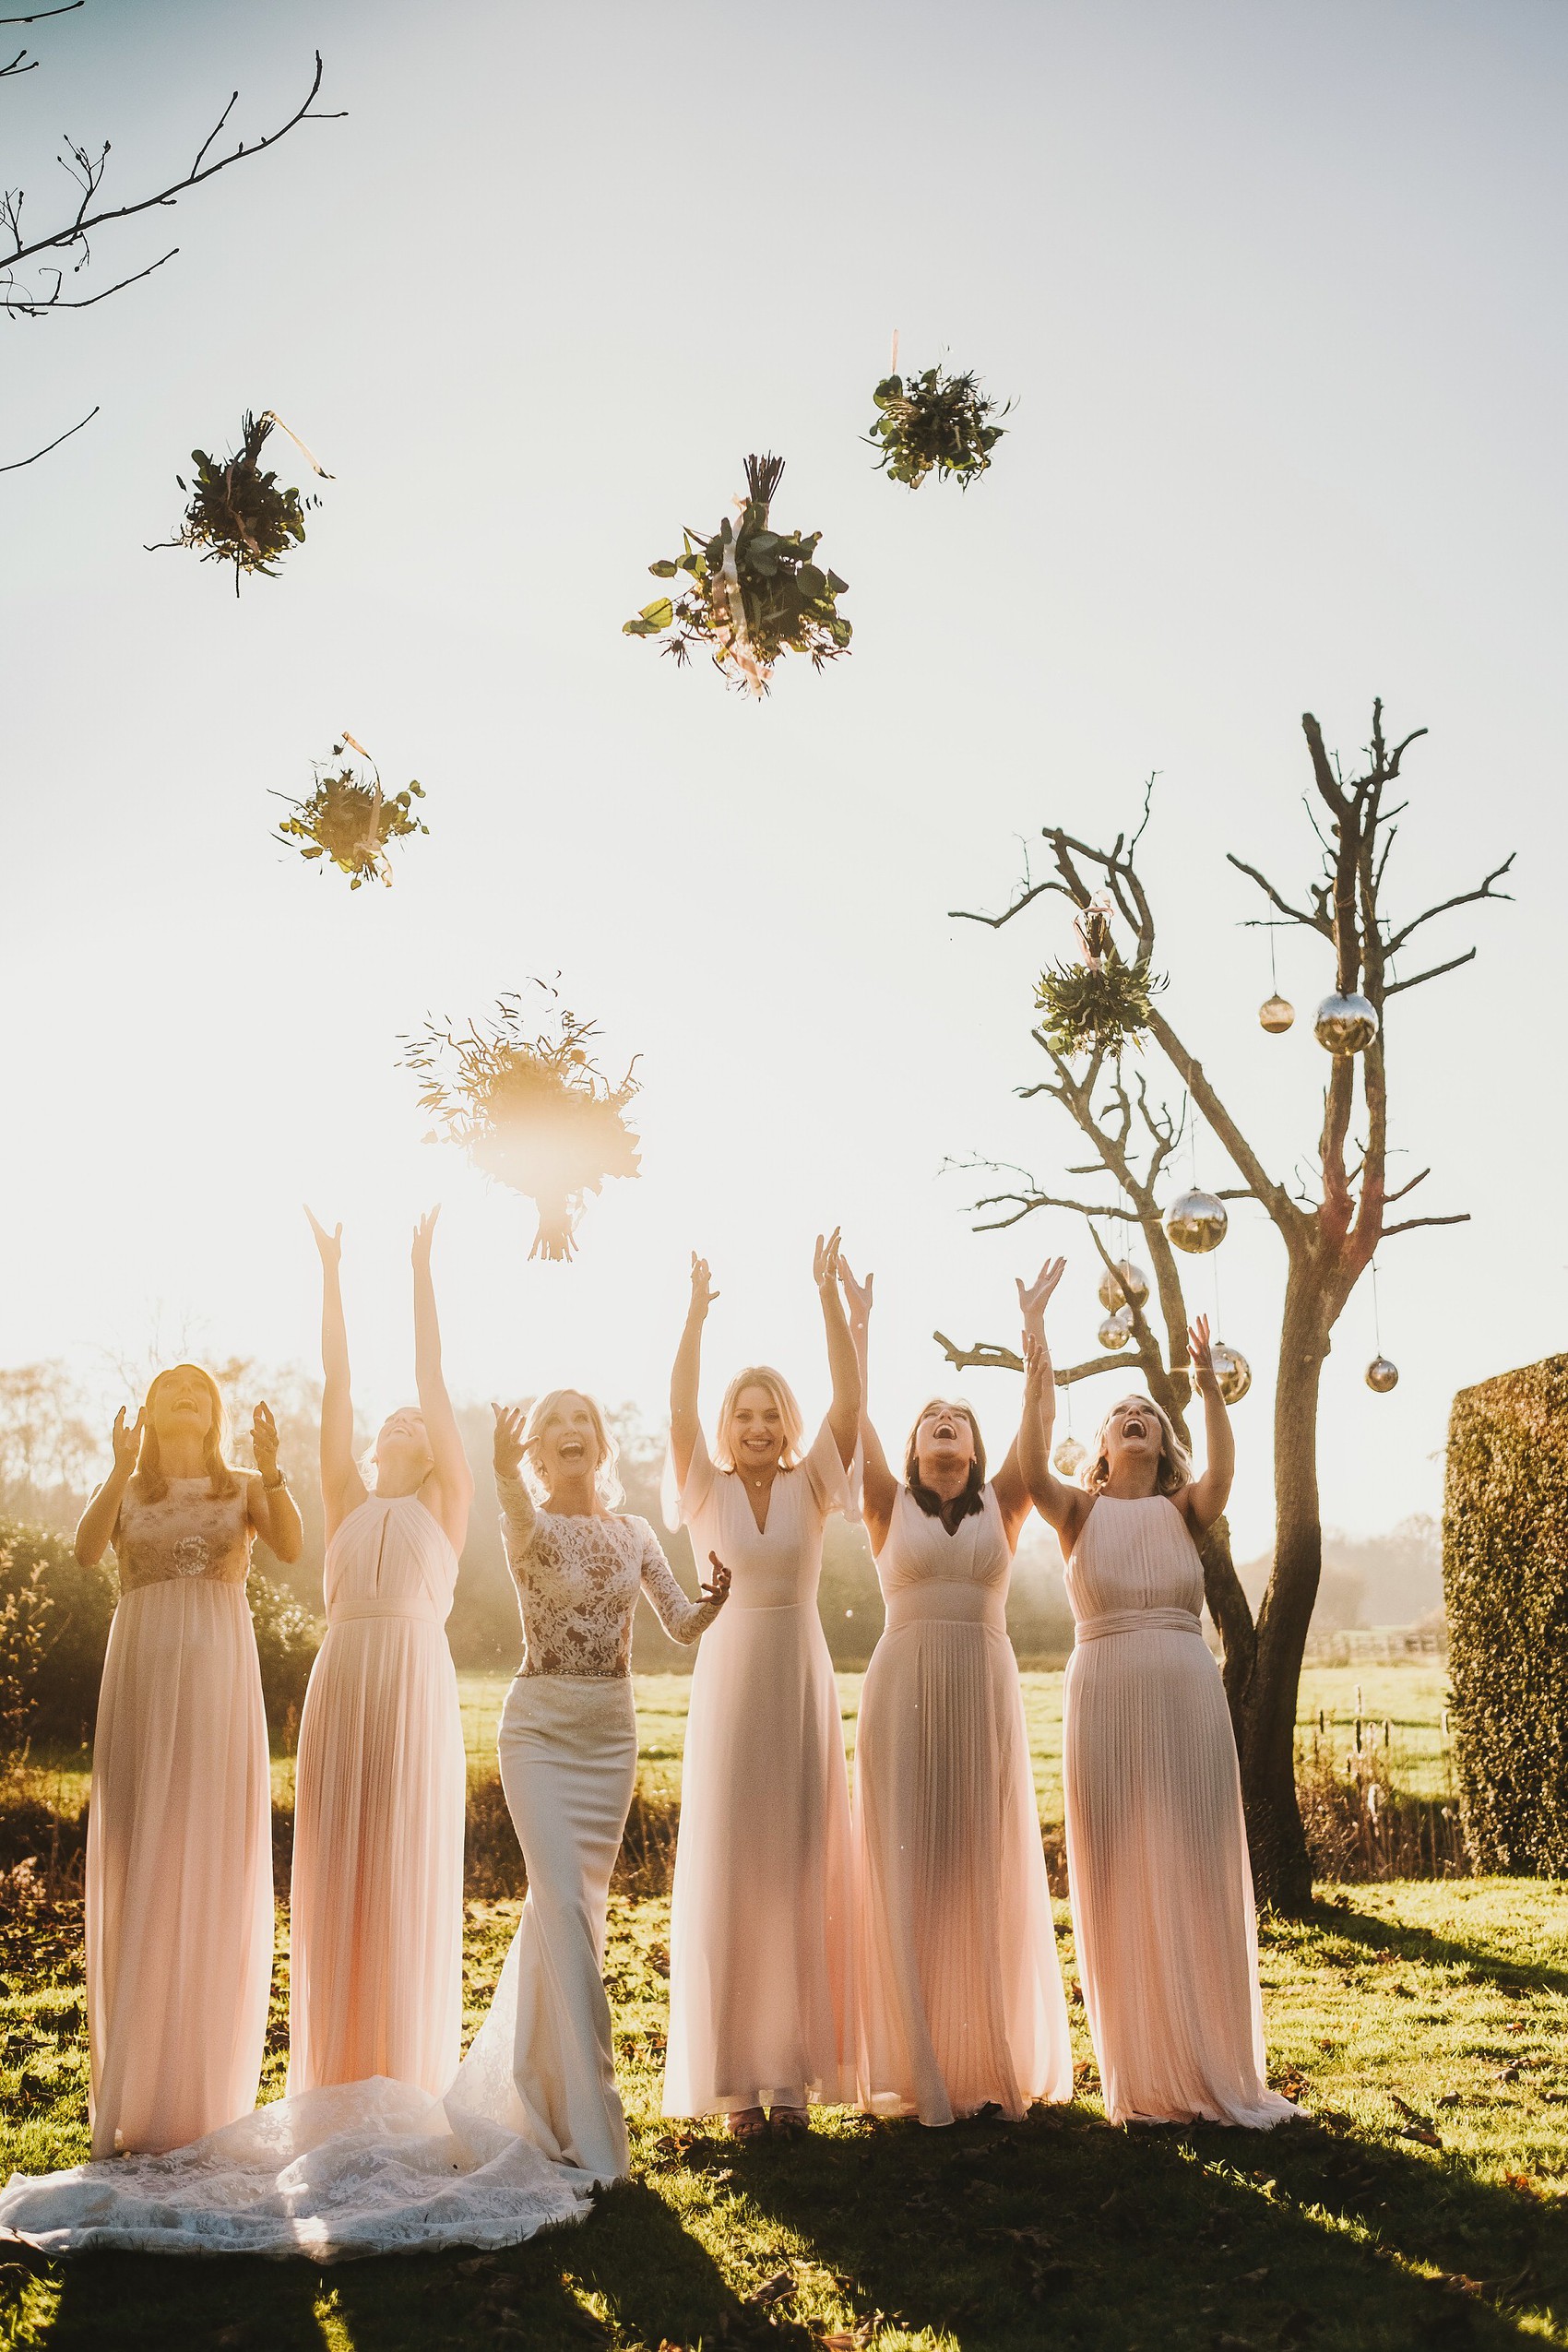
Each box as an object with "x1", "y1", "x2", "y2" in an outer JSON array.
[
  {"x1": 86, "y1": 1475, "x2": 273, "y2": 2157},
  {"x1": 289, "y1": 1493, "x2": 466, "y2": 2098},
  {"x1": 663, "y1": 1422, "x2": 854, "y2": 2117},
  {"x1": 853, "y1": 1483, "x2": 1072, "y2": 2123},
  {"x1": 1063, "y1": 1493, "x2": 1299, "y2": 2128}
]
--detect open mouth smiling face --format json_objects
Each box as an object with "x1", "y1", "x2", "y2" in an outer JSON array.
[
  {"x1": 1108, "y1": 1397, "x2": 1158, "y2": 1454},
  {"x1": 540, "y1": 1396, "x2": 600, "y2": 1479}
]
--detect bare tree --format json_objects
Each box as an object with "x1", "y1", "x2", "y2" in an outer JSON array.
[
  {"x1": 940, "y1": 704, "x2": 1511, "y2": 1912},
  {"x1": 3, "y1": 6, "x2": 340, "y2": 471}
]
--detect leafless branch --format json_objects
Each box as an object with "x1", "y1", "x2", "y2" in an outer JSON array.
[
  {"x1": 1226, "y1": 854, "x2": 1333, "y2": 939},
  {"x1": 1384, "y1": 857, "x2": 1515, "y2": 956},
  {"x1": 1381, "y1": 1212, "x2": 1470, "y2": 1238},
  {"x1": 0, "y1": 4, "x2": 86, "y2": 21},
  {"x1": 1384, "y1": 1168, "x2": 1430, "y2": 1205},
  {"x1": 933, "y1": 1332, "x2": 1133, "y2": 1386},
  {"x1": 0, "y1": 398, "x2": 95, "y2": 469},
  {"x1": 1384, "y1": 948, "x2": 1478, "y2": 997}
]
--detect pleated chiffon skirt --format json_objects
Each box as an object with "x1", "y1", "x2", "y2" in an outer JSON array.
[
  {"x1": 1063, "y1": 1617, "x2": 1299, "y2": 2128},
  {"x1": 664, "y1": 1598, "x2": 854, "y2": 2116},
  {"x1": 450, "y1": 1673, "x2": 637, "y2": 2182},
  {"x1": 289, "y1": 1609, "x2": 467, "y2": 2098},
  {"x1": 87, "y1": 1580, "x2": 273, "y2": 2157},
  {"x1": 853, "y1": 1589, "x2": 1072, "y2": 2124}
]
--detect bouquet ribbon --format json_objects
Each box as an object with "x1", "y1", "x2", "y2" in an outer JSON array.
[
  {"x1": 260, "y1": 411, "x2": 335, "y2": 480},
  {"x1": 716, "y1": 516, "x2": 766, "y2": 698}
]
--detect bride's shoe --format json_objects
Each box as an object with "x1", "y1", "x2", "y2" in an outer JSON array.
[{"x1": 726, "y1": 2108, "x2": 767, "y2": 2143}]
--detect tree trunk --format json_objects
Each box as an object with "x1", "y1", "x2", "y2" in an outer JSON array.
[{"x1": 1231, "y1": 1277, "x2": 1331, "y2": 1915}]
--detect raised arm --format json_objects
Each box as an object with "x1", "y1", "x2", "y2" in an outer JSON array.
[
  {"x1": 247, "y1": 1400, "x2": 303, "y2": 1563},
  {"x1": 670, "y1": 1253, "x2": 716, "y2": 1490},
  {"x1": 993, "y1": 1258, "x2": 1066, "y2": 1541},
  {"x1": 1181, "y1": 1316, "x2": 1235, "y2": 1534},
  {"x1": 1016, "y1": 1266, "x2": 1093, "y2": 1559},
  {"x1": 75, "y1": 1406, "x2": 144, "y2": 1568},
  {"x1": 814, "y1": 1228, "x2": 861, "y2": 1469},
  {"x1": 307, "y1": 1207, "x2": 363, "y2": 1542},
  {"x1": 412, "y1": 1207, "x2": 474, "y2": 1555},
  {"x1": 837, "y1": 1255, "x2": 897, "y2": 1546},
  {"x1": 492, "y1": 1401, "x2": 538, "y2": 1575},
  {"x1": 639, "y1": 1524, "x2": 729, "y2": 1645}
]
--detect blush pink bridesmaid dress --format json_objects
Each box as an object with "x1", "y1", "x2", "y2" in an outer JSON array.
[
  {"x1": 288, "y1": 1492, "x2": 467, "y2": 2099},
  {"x1": 1063, "y1": 1493, "x2": 1299, "y2": 2128},
  {"x1": 853, "y1": 1483, "x2": 1072, "y2": 2124}
]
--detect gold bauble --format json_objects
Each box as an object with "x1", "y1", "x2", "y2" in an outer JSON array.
[
  {"x1": 1163, "y1": 1187, "x2": 1229, "y2": 1254},
  {"x1": 1313, "y1": 992, "x2": 1380, "y2": 1055},
  {"x1": 1366, "y1": 1356, "x2": 1399, "y2": 1394},
  {"x1": 1053, "y1": 1435, "x2": 1088, "y2": 1479},
  {"x1": 1259, "y1": 993, "x2": 1295, "y2": 1034},
  {"x1": 1097, "y1": 1258, "x2": 1150, "y2": 1313},
  {"x1": 1097, "y1": 1308, "x2": 1134, "y2": 1351},
  {"x1": 1210, "y1": 1341, "x2": 1252, "y2": 1405}
]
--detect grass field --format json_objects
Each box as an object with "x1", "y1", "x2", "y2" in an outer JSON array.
[{"x1": 4, "y1": 1878, "x2": 1568, "y2": 2348}]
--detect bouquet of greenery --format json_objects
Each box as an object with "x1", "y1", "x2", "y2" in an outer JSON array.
[
  {"x1": 402, "y1": 991, "x2": 642, "y2": 1261},
  {"x1": 151, "y1": 410, "x2": 330, "y2": 594},
  {"x1": 624, "y1": 453, "x2": 849, "y2": 695},
  {"x1": 275, "y1": 739, "x2": 427, "y2": 889},
  {"x1": 867, "y1": 362, "x2": 1008, "y2": 490},
  {"x1": 1036, "y1": 903, "x2": 1164, "y2": 1060}
]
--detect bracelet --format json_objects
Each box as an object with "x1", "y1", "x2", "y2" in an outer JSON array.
[{"x1": 261, "y1": 1468, "x2": 289, "y2": 1492}]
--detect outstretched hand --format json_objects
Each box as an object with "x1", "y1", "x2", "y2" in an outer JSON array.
[
  {"x1": 813, "y1": 1228, "x2": 843, "y2": 1291},
  {"x1": 412, "y1": 1206, "x2": 441, "y2": 1261},
  {"x1": 305, "y1": 1206, "x2": 342, "y2": 1268},
  {"x1": 688, "y1": 1253, "x2": 719, "y2": 1320},
  {"x1": 252, "y1": 1401, "x2": 280, "y2": 1478},
  {"x1": 110, "y1": 1405, "x2": 144, "y2": 1475},
  {"x1": 837, "y1": 1255, "x2": 873, "y2": 1327},
  {"x1": 1188, "y1": 1313, "x2": 1218, "y2": 1394},
  {"x1": 1016, "y1": 1257, "x2": 1067, "y2": 1332},
  {"x1": 701, "y1": 1550, "x2": 731, "y2": 1607},
  {"x1": 492, "y1": 1402, "x2": 528, "y2": 1479}
]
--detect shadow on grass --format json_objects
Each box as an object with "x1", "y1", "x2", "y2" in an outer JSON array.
[
  {"x1": 1313, "y1": 1899, "x2": 1568, "y2": 2002},
  {"x1": 721, "y1": 2101, "x2": 1568, "y2": 2352}
]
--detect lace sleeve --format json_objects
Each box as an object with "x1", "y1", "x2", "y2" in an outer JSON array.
[
  {"x1": 495, "y1": 1472, "x2": 538, "y2": 1586},
  {"x1": 636, "y1": 1521, "x2": 719, "y2": 1646}
]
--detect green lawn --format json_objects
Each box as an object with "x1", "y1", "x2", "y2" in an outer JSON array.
[{"x1": 4, "y1": 1879, "x2": 1568, "y2": 2348}]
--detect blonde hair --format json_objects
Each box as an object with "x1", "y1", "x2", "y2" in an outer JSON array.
[
  {"x1": 520, "y1": 1388, "x2": 624, "y2": 1508},
  {"x1": 715, "y1": 1365, "x2": 804, "y2": 1474},
  {"x1": 135, "y1": 1364, "x2": 239, "y2": 1505},
  {"x1": 1085, "y1": 1393, "x2": 1193, "y2": 1496}
]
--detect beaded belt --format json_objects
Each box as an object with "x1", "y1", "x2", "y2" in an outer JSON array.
[{"x1": 1074, "y1": 1606, "x2": 1203, "y2": 1645}]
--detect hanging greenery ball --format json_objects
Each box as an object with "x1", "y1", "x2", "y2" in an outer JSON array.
[
  {"x1": 1209, "y1": 1342, "x2": 1253, "y2": 1405},
  {"x1": 149, "y1": 409, "x2": 327, "y2": 595},
  {"x1": 1097, "y1": 1259, "x2": 1150, "y2": 1313},
  {"x1": 1097, "y1": 1308, "x2": 1134, "y2": 1352},
  {"x1": 275, "y1": 742, "x2": 428, "y2": 889},
  {"x1": 1366, "y1": 1356, "x2": 1400, "y2": 1394},
  {"x1": 1313, "y1": 992, "x2": 1380, "y2": 1055},
  {"x1": 1035, "y1": 955, "x2": 1164, "y2": 1062},
  {"x1": 1163, "y1": 1188, "x2": 1229, "y2": 1254},
  {"x1": 1052, "y1": 1435, "x2": 1088, "y2": 1480},
  {"x1": 1259, "y1": 994, "x2": 1296, "y2": 1034},
  {"x1": 866, "y1": 363, "x2": 1009, "y2": 490}
]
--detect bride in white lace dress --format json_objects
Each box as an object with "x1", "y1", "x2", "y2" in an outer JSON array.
[{"x1": 0, "y1": 1390, "x2": 728, "y2": 2261}]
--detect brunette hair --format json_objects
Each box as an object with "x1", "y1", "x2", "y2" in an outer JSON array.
[
  {"x1": 520, "y1": 1388, "x2": 624, "y2": 1508},
  {"x1": 135, "y1": 1364, "x2": 239, "y2": 1504},
  {"x1": 715, "y1": 1365, "x2": 804, "y2": 1474},
  {"x1": 903, "y1": 1398, "x2": 987, "y2": 1525},
  {"x1": 1085, "y1": 1394, "x2": 1194, "y2": 1496}
]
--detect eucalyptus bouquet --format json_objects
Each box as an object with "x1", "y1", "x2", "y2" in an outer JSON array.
[
  {"x1": 152, "y1": 410, "x2": 328, "y2": 593},
  {"x1": 275, "y1": 740, "x2": 427, "y2": 890},
  {"x1": 867, "y1": 363, "x2": 1008, "y2": 490},
  {"x1": 403, "y1": 992, "x2": 642, "y2": 1261},
  {"x1": 624, "y1": 453, "x2": 849, "y2": 695},
  {"x1": 1036, "y1": 908, "x2": 1164, "y2": 1060}
]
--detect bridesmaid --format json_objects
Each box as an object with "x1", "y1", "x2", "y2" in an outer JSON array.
[
  {"x1": 451, "y1": 1389, "x2": 729, "y2": 2181},
  {"x1": 843, "y1": 1260, "x2": 1072, "y2": 2127},
  {"x1": 1022, "y1": 1300, "x2": 1299, "y2": 2128},
  {"x1": 289, "y1": 1208, "x2": 472, "y2": 2099},
  {"x1": 75, "y1": 1364, "x2": 302, "y2": 2156},
  {"x1": 661, "y1": 1234, "x2": 861, "y2": 2143}
]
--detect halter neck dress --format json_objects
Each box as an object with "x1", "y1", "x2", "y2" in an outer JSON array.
[{"x1": 1063, "y1": 1493, "x2": 1298, "y2": 2128}]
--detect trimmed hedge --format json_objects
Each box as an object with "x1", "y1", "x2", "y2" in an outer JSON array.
[
  {"x1": 0, "y1": 1515, "x2": 321, "y2": 1747},
  {"x1": 1443, "y1": 1355, "x2": 1568, "y2": 1874}
]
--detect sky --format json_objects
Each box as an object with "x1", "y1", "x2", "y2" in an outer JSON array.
[{"x1": 2, "y1": 0, "x2": 1564, "y2": 1560}]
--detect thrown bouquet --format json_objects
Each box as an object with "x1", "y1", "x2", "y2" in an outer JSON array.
[
  {"x1": 1035, "y1": 898, "x2": 1165, "y2": 1060},
  {"x1": 402, "y1": 991, "x2": 642, "y2": 1261},
  {"x1": 151, "y1": 410, "x2": 330, "y2": 593},
  {"x1": 867, "y1": 360, "x2": 1008, "y2": 490},
  {"x1": 275, "y1": 738, "x2": 427, "y2": 890},
  {"x1": 624, "y1": 452, "x2": 849, "y2": 695}
]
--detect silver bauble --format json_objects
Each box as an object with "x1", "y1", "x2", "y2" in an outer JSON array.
[
  {"x1": 1259, "y1": 993, "x2": 1296, "y2": 1034},
  {"x1": 1097, "y1": 1308, "x2": 1134, "y2": 1351},
  {"x1": 1366, "y1": 1355, "x2": 1399, "y2": 1394},
  {"x1": 1209, "y1": 1341, "x2": 1252, "y2": 1405},
  {"x1": 1163, "y1": 1187, "x2": 1229, "y2": 1254},
  {"x1": 1053, "y1": 1435, "x2": 1088, "y2": 1479},
  {"x1": 1097, "y1": 1257, "x2": 1151, "y2": 1313},
  {"x1": 1313, "y1": 992, "x2": 1380, "y2": 1055}
]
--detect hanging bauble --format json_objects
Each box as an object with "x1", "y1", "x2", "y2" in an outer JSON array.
[
  {"x1": 1097, "y1": 1258, "x2": 1150, "y2": 1313},
  {"x1": 1259, "y1": 994, "x2": 1296, "y2": 1034},
  {"x1": 1366, "y1": 1356, "x2": 1400, "y2": 1394},
  {"x1": 1313, "y1": 992, "x2": 1380, "y2": 1055},
  {"x1": 1097, "y1": 1308, "x2": 1134, "y2": 1351},
  {"x1": 1163, "y1": 1188, "x2": 1229, "y2": 1254},
  {"x1": 1053, "y1": 1435, "x2": 1088, "y2": 1479},
  {"x1": 1209, "y1": 1342, "x2": 1252, "y2": 1405}
]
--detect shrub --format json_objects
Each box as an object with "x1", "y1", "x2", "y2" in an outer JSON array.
[{"x1": 1443, "y1": 1354, "x2": 1568, "y2": 1873}]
